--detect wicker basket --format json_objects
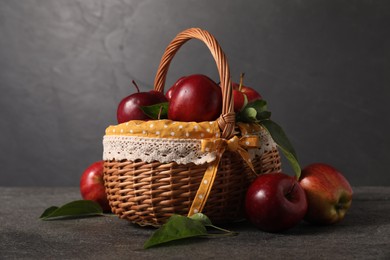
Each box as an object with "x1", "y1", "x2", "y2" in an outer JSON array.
[{"x1": 103, "y1": 28, "x2": 281, "y2": 227}]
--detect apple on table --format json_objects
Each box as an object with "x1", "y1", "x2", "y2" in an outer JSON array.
[
  {"x1": 299, "y1": 163, "x2": 353, "y2": 225},
  {"x1": 80, "y1": 161, "x2": 111, "y2": 212},
  {"x1": 245, "y1": 172, "x2": 308, "y2": 232}
]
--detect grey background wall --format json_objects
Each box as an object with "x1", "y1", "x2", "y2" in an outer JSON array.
[{"x1": 1, "y1": 0, "x2": 389, "y2": 186}]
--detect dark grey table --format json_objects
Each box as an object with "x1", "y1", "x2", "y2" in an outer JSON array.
[{"x1": 1, "y1": 187, "x2": 389, "y2": 259}]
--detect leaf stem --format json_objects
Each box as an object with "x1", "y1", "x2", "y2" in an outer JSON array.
[
  {"x1": 208, "y1": 224, "x2": 237, "y2": 234},
  {"x1": 206, "y1": 231, "x2": 239, "y2": 238}
]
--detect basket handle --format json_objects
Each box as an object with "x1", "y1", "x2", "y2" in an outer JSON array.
[{"x1": 153, "y1": 28, "x2": 235, "y2": 139}]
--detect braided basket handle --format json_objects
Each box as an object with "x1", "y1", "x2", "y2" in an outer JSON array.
[{"x1": 153, "y1": 28, "x2": 235, "y2": 139}]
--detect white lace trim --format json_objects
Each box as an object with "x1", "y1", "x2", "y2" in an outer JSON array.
[
  {"x1": 102, "y1": 128, "x2": 277, "y2": 165},
  {"x1": 249, "y1": 128, "x2": 277, "y2": 158},
  {"x1": 103, "y1": 136, "x2": 216, "y2": 165}
]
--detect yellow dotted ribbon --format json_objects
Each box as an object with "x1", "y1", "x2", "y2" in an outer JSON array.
[
  {"x1": 105, "y1": 119, "x2": 220, "y2": 139},
  {"x1": 187, "y1": 135, "x2": 260, "y2": 216}
]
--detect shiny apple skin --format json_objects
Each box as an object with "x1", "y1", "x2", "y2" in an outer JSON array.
[
  {"x1": 168, "y1": 74, "x2": 222, "y2": 122},
  {"x1": 117, "y1": 91, "x2": 167, "y2": 123},
  {"x1": 150, "y1": 90, "x2": 169, "y2": 103},
  {"x1": 165, "y1": 86, "x2": 175, "y2": 101},
  {"x1": 245, "y1": 173, "x2": 308, "y2": 232},
  {"x1": 232, "y1": 83, "x2": 262, "y2": 103},
  {"x1": 165, "y1": 76, "x2": 186, "y2": 101},
  {"x1": 300, "y1": 163, "x2": 353, "y2": 225},
  {"x1": 80, "y1": 161, "x2": 110, "y2": 212},
  {"x1": 233, "y1": 89, "x2": 247, "y2": 112}
]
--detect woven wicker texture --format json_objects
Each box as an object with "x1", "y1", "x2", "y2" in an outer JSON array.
[{"x1": 103, "y1": 28, "x2": 281, "y2": 226}]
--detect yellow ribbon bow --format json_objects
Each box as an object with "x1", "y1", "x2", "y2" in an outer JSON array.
[{"x1": 187, "y1": 134, "x2": 260, "y2": 216}]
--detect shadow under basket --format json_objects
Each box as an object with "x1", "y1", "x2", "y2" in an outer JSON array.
[{"x1": 103, "y1": 149, "x2": 281, "y2": 227}]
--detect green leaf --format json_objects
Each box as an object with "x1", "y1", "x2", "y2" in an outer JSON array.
[
  {"x1": 140, "y1": 102, "x2": 169, "y2": 119},
  {"x1": 256, "y1": 111, "x2": 271, "y2": 121},
  {"x1": 260, "y1": 119, "x2": 301, "y2": 179},
  {"x1": 189, "y1": 213, "x2": 213, "y2": 226},
  {"x1": 39, "y1": 206, "x2": 59, "y2": 218},
  {"x1": 143, "y1": 215, "x2": 208, "y2": 249},
  {"x1": 278, "y1": 145, "x2": 302, "y2": 179},
  {"x1": 190, "y1": 213, "x2": 238, "y2": 235},
  {"x1": 237, "y1": 107, "x2": 258, "y2": 123},
  {"x1": 236, "y1": 99, "x2": 271, "y2": 123},
  {"x1": 249, "y1": 99, "x2": 268, "y2": 113},
  {"x1": 39, "y1": 200, "x2": 103, "y2": 220}
]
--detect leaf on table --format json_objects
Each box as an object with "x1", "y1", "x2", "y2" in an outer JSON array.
[
  {"x1": 143, "y1": 214, "x2": 208, "y2": 249},
  {"x1": 189, "y1": 213, "x2": 213, "y2": 226},
  {"x1": 144, "y1": 213, "x2": 238, "y2": 249},
  {"x1": 190, "y1": 213, "x2": 239, "y2": 235},
  {"x1": 39, "y1": 200, "x2": 103, "y2": 220},
  {"x1": 40, "y1": 206, "x2": 59, "y2": 218}
]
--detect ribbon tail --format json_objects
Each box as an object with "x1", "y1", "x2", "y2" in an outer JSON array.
[
  {"x1": 187, "y1": 150, "x2": 224, "y2": 217},
  {"x1": 237, "y1": 148, "x2": 257, "y2": 176}
]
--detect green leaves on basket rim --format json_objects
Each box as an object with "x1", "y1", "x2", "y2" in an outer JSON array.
[
  {"x1": 236, "y1": 99, "x2": 301, "y2": 179},
  {"x1": 143, "y1": 213, "x2": 237, "y2": 249},
  {"x1": 39, "y1": 200, "x2": 104, "y2": 220},
  {"x1": 236, "y1": 99, "x2": 271, "y2": 122}
]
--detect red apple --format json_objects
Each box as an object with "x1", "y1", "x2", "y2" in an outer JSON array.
[
  {"x1": 165, "y1": 76, "x2": 186, "y2": 101},
  {"x1": 150, "y1": 90, "x2": 169, "y2": 103},
  {"x1": 232, "y1": 73, "x2": 262, "y2": 110},
  {"x1": 299, "y1": 163, "x2": 353, "y2": 225},
  {"x1": 245, "y1": 172, "x2": 308, "y2": 232},
  {"x1": 117, "y1": 81, "x2": 168, "y2": 123},
  {"x1": 233, "y1": 89, "x2": 248, "y2": 113},
  {"x1": 80, "y1": 161, "x2": 111, "y2": 212},
  {"x1": 168, "y1": 74, "x2": 222, "y2": 122}
]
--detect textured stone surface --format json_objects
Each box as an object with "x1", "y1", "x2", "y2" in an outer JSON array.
[{"x1": 1, "y1": 187, "x2": 389, "y2": 259}]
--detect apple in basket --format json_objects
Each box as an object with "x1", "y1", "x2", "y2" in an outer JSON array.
[
  {"x1": 232, "y1": 73, "x2": 262, "y2": 112},
  {"x1": 80, "y1": 161, "x2": 111, "y2": 212},
  {"x1": 165, "y1": 76, "x2": 186, "y2": 101},
  {"x1": 168, "y1": 74, "x2": 222, "y2": 122},
  {"x1": 117, "y1": 80, "x2": 168, "y2": 123},
  {"x1": 299, "y1": 163, "x2": 353, "y2": 225},
  {"x1": 245, "y1": 172, "x2": 308, "y2": 232}
]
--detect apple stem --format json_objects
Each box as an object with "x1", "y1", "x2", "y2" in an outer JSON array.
[
  {"x1": 285, "y1": 182, "x2": 297, "y2": 199},
  {"x1": 239, "y1": 73, "x2": 245, "y2": 91},
  {"x1": 132, "y1": 80, "x2": 140, "y2": 93}
]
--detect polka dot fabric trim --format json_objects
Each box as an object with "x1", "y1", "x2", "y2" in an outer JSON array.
[{"x1": 105, "y1": 120, "x2": 221, "y2": 139}]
